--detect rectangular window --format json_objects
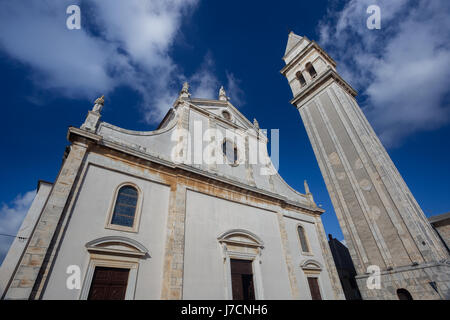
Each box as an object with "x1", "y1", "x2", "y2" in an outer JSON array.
[
  {"x1": 307, "y1": 277, "x2": 322, "y2": 300},
  {"x1": 230, "y1": 259, "x2": 255, "y2": 300},
  {"x1": 88, "y1": 267, "x2": 130, "y2": 300},
  {"x1": 297, "y1": 226, "x2": 310, "y2": 253}
]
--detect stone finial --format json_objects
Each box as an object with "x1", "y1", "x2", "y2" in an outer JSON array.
[
  {"x1": 82, "y1": 95, "x2": 104, "y2": 131},
  {"x1": 304, "y1": 180, "x2": 311, "y2": 194},
  {"x1": 219, "y1": 86, "x2": 228, "y2": 101},
  {"x1": 253, "y1": 118, "x2": 260, "y2": 130},
  {"x1": 92, "y1": 95, "x2": 105, "y2": 113},
  {"x1": 179, "y1": 82, "x2": 191, "y2": 99},
  {"x1": 95, "y1": 95, "x2": 105, "y2": 105},
  {"x1": 304, "y1": 180, "x2": 317, "y2": 207}
]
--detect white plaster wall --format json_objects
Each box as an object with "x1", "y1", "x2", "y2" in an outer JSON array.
[
  {"x1": 97, "y1": 115, "x2": 178, "y2": 163},
  {"x1": 42, "y1": 163, "x2": 170, "y2": 300},
  {"x1": 283, "y1": 213, "x2": 334, "y2": 299},
  {"x1": 183, "y1": 190, "x2": 293, "y2": 300}
]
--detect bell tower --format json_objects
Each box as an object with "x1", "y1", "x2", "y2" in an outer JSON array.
[{"x1": 281, "y1": 32, "x2": 450, "y2": 300}]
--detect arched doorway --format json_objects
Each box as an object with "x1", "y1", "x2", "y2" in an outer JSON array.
[{"x1": 397, "y1": 288, "x2": 413, "y2": 300}]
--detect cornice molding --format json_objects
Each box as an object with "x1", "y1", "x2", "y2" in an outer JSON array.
[{"x1": 290, "y1": 68, "x2": 357, "y2": 108}]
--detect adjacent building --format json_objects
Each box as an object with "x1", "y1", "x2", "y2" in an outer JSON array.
[
  {"x1": 328, "y1": 234, "x2": 361, "y2": 300},
  {"x1": 429, "y1": 213, "x2": 450, "y2": 253}
]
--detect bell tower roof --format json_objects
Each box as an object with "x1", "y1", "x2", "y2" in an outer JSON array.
[
  {"x1": 284, "y1": 31, "x2": 304, "y2": 56},
  {"x1": 282, "y1": 32, "x2": 314, "y2": 65}
]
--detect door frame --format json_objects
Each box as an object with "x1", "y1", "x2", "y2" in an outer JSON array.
[
  {"x1": 224, "y1": 252, "x2": 263, "y2": 300},
  {"x1": 79, "y1": 254, "x2": 139, "y2": 300},
  {"x1": 218, "y1": 229, "x2": 265, "y2": 300},
  {"x1": 304, "y1": 273, "x2": 324, "y2": 300},
  {"x1": 79, "y1": 236, "x2": 148, "y2": 300}
]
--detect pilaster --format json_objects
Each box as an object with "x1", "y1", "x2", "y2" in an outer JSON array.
[{"x1": 161, "y1": 181, "x2": 187, "y2": 299}]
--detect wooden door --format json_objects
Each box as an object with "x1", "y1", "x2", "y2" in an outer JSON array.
[
  {"x1": 230, "y1": 259, "x2": 255, "y2": 300},
  {"x1": 307, "y1": 277, "x2": 322, "y2": 300},
  {"x1": 88, "y1": 267, "x2": 130, "y2": 300}
]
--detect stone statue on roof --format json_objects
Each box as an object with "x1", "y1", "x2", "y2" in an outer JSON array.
[{"x1": 93, "y1": 95, "x2": 105, "y2": 113}]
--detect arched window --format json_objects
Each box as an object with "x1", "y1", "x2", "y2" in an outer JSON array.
[
  {"x1": 298, "y1": 225, "x2": 310, "y2": 253},
  {"x1": 296, "y1": 71, "x2": 306, "y2": 87},
  {"x1": 305, "y1": 62, "x2": 317, "y2": 78},
  {"x1": 222, "y1": 139, "x2": 238, "y2": 165},
  {"x1": 111, "y1": 185, "x2": 138, "y2": 227},
  {"x1": 396, "y1": 288, "x2": 413, "y2": 300}
]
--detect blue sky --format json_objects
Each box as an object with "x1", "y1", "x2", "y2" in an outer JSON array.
[{"x1": 0, "y1": 0, "x2": 449, "y2": 263}]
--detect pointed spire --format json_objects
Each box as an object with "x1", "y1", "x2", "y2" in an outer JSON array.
[
  {"x1": 284, "y1": 31, "x2": 303, "y2": 56},
  {"x1": 304, "y1": 180, "x2": 311, "y2": 194},
  {"x1": 303, "y1": 180, "x2": 318, "y2": 207},
  {"x1": 253, "y1": 118, "x2": 260, "y2": 130},
  {"x1": 219, "y1": 86, "x2": 228, "y2": 101},
  {"x1": 179, "y1": 82, "x2": 191, "y2": 99}
]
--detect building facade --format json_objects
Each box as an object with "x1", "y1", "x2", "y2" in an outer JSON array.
[
  {"x1": 0, "y1": 84, "x2": 344, "y2": 300},
  {"x1": 281, "y1": 32, "x2": 450, "y2": 300}
]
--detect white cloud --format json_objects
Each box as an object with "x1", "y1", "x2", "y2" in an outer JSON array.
[
  {"x1": 0, "y1": 190, "x2": 36, "y2": 264},
  {"x1": 187, "y1": 57, "x2": 246, "y2": 106},
  {"x1": 189, "y1": 53, "x2": 219, "y2": 100},
  {"x1": 226, "y1": 71, "x2": 245, "y2": 106},
  {"x1": 0, "y1": 0, "x2": 247, "y2": 123},
  {"x1": 318, "y1": 0, "x2": 450, "y2": 147},
  {"x1": 0, "y1": 0, "x2": 217, "y2": 123}
]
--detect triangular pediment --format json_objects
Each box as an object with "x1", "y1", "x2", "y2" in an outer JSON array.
[{"x1": 188, "y1": 98, "x2": 258, "y2": 132}]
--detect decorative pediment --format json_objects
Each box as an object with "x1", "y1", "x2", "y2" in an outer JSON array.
[
  {"x1": 300, "y1": 259, "x2": 323, "y2": 271},
  {"x1": 217, "y1": 229, "x2": 264, "y2": 248},
  {"x1": 188, "y1": 99, "x2": 258, "y2": 132},
  {"x1": 85, "y1": 236, "x2": 149, "y2": 258}
]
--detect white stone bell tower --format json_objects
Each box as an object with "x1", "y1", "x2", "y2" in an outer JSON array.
[{"x1": 281, "y1": 32, "x2": 450, "y2": 300}]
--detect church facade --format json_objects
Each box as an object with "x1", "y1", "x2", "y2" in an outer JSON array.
[{"x1": 0, "y1": 80, "x2": 344, "y2": 299}]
